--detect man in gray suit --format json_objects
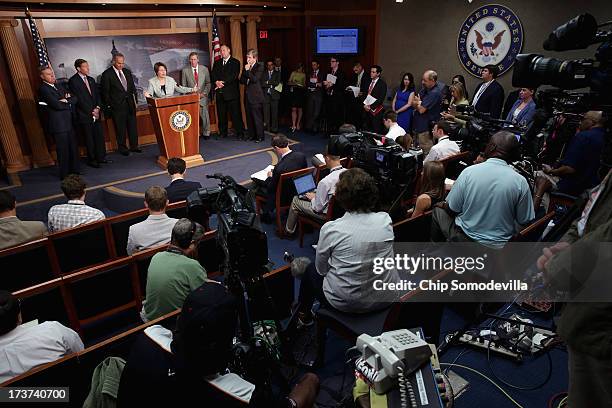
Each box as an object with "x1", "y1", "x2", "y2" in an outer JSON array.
[
  {"x1": 126, "y1": 186, "x2": 179, "y2": 255},
  {"x1": 181, "y1": 52, "x2": 212, "y2": 139},
  {"x1": 0, "y1": 191, "x2": 46, "y2": 251}
]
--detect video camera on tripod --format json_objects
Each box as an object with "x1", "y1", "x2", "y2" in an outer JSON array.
[{"x1": 331, "y1": 131, "x2": 423, "y2": 206}]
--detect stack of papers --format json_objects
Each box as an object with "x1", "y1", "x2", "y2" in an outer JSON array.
[
  {"x1": 363, "y1": 95, "x2": 377, "y2": 105},
  {"x1": 326, "y1": 74, "x2": 337, "y2": 84},
  {"x1": 346, "y1": 86, "x2": 360, "y2": 97},
  {"x1": 251, "y1": 165, "x2": 274, "y2": 181}
]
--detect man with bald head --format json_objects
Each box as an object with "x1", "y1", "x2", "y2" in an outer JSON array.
[
  {"x1": 411, "y1": 70, "x2": 443, "y2": 154},
  {"x1": 432, "y1": 131, "x2": 535, "y2": 247},
  {"x1": 211, "y1": 44, "x2": 244, "y2": 139},
  {"x1": 533, "y1": 111, "x2": 606, "y2": 210}
]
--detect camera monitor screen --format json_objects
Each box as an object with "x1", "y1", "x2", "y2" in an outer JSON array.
[{"x1": 315, "y1": 27, "x2": 361, "y2": 55}]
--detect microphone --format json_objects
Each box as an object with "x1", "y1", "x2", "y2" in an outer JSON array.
[{"x1": 284, "y1": 252, "x2": 311, "y2": 278}]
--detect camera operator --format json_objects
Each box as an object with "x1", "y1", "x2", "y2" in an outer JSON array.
[
  {"x1": 284, "y1": 141, "x2": 346, "y2": 236},
  {"x1": 533, "y1": 111, "x2": 606, "y2": 211},
  {"x1": 295, "y1": 168, "x2": 399, "y2": 326},
  {"x1": 432, "y1": 131, "x2": 534, "y2": 248},
  {"x1": 141, "y1": 218, "x2": 207, "y2": 322},
  {"x1": 119, "y1": 281, "x2": 320, "y2": 407},
  {"x1": 423, "y1": 119, "x2": 460, "y2": 163},
  {"x1": 471, "y1": 65, "x2": 504, "y2": 119},
  {"x1": 537, "y1": 169, "x2": 612, "y2": 408}
]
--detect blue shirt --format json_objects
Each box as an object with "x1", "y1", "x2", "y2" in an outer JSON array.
[
  {"x1": 412, "y1": 84, "x2": 442, "y2": 133},
  {"x1": 447, "y1": 158, "x2": 535, "y2": 247},
  {"x1": 557, "y1": 127, "x2": 605, "y2": 196}
]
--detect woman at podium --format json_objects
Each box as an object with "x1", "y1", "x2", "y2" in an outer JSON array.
[{"x1": 144, "y1": 62, "x2": 195, "y2": 98}]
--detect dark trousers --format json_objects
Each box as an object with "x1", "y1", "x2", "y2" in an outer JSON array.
[
  {"x1": 568, "y1": 346, "x2": 612, "y2": 407},
  {"x1": 54, "y1": 130, "x2": 80, "y2": 179},
  {"x1": 305, "y1": 90, "x2": 323, "y2": 132},
  {"x1": 325, "y1": 94, "x2": 344, "y2": 134},
  {"x1": 364, "y1": 109, "x2": 384, "y2": 134},
  {"x1": 216, "y1": 95, "x2": 244, "y2": 137},
  {"x1": 79, "y1": 120, "x2": 106, "y2": 162},
  {"x1": 246, "y1": 102, "x2": 264, "y2": 141},
  {"x1": 431, "y1": 207, "x2": 474, "y2": 242},
  {"x1": 297, "y1": 262, "x2": 331, "y2": 314},
  {"x1": 264, "y1": 94, "x2": 279, "y2": 133},
  {"x1": 112, "y1": 108, "x2": 138, "y2": 152}
]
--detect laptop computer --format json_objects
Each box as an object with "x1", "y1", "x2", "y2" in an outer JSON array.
[{"x1": 293, "y1": 173, "x2": 316, "y2": 200}]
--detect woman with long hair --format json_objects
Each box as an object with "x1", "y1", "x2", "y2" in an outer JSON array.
[
  {"x1": 451, "y1": 74, "x2": 469, "y2": 100},
  {"x1": 408, "y1": 160, "x2": 446, "y2": 219},
  {"x1": 441, "y1": 82, "x2": 469, "y2": 127},
  {"x1": 392, "y1": 72, "x2": 415, "y2": 133}
]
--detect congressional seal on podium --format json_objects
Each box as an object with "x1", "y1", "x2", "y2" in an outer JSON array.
[
  {"x1": 169, "y1": 110, "x2": 192, "y2": 133},
  {"x1": 457, "y1": 4, "x2": 523, "y2": 77}
]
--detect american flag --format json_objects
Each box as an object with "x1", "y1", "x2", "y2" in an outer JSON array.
[
  {"x1": 211, "y1": 14, "x2": 221, "y2": 65},
  {"x1": 27, "y1": 10, "x2": 50, "y2": 67}
]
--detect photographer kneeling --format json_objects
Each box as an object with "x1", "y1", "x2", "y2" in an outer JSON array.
[
  {"x1": 296, "y1": 168, "x2": 399, "y2": 326},
  {"x1": 119, "y1": 281, "x2": 319, "y2": 407}
]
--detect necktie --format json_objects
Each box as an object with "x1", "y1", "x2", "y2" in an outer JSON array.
[
  {"x1": 119, "y1": 70, "x2": 127, "y2": 91},
  {"x1": 194, "y1": 68, "x2": 199, "y2": 86},
  {"x1": 83, "y1": 76, "x2": 91, "y2": 95},
  {"x1": 368, "y1": 80, "x2": 375, "y2": 95}
]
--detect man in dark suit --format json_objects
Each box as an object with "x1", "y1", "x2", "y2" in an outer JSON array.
[
  {"x1": 165, "y1": 157, "x2": 202, "y2": 203},
  {"x1": 323, "y1": 56, "x2": 346, "y2": 135},
  {"x1": 363, "y1": 65, "x2": 387, "y2": 134},
  {"x1": 38, "y1": 66, "x2": 80, "y2": 179},
  {"x1": 100, "y1": 53, "x2": 141, "y2": 156},
  {"x1": 471, "y1": 65, "x2": 505, "y2": 119},
  {"x1": 211, "y1": 44, "x2": 244, "y2": 139},
  {"x1": 304, "y1": 60, "x2": 325, "y2": 133},
  {"x1": 255, "y1": 134, "x2": 307, "y2": 222},
  {"x1": 68, "y1": 58, "x2": 108, "y2": 168},
  {"x1": 239, "y1": 49, "x2": 265, "y2": 143},
  {"x1": 263, "y1": 59, "x2": 281, "y2": 134},
  {"x1": 274, "y1": 57, "x2": 290, "y2": 118}
]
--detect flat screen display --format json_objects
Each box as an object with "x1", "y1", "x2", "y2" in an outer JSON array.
[{"x1": 315, "y1": 27, "x2": 361, "y2": 55}]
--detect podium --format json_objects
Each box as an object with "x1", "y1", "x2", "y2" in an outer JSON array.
[{"x1": 147, "y1": 93, "x2": 204, "y2": 169}]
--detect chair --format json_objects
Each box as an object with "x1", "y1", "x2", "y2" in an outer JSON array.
[
  {"x1": 49, "y1": 220, "x2": 113, "y2": 274},
  {"x1": 315, "y1": 301, "x2": 443, "y2": 366},
  {"x1": 197, "y1": 230, "x2": 223, "y2": 276},
  {"x1": 297, "y1": 195, "x2": 344, "y2": 247},
  {"x1": 439, "y1": 151, "x2": 471, "y2": 180},
  {"x1": 511, "y1": 211, "x2": 556, "y2": 242},
  {"x1": 108, "y1": 208, "x2": 149, "y2": 257},
  {"x1": 166, "y1": 200, "x2": 188, "y2": 219},
  {"x1": 392, "y1": 211, "x2": 433, "y2": 242},
  {"x1": 0, "y1": 238, "x2": 60, "y2": 292},
  {"x1": 255, "y1": 166, "x2": 315, "y2": 236},
  {"x1": 13, "y1": 278, "x2": 80, "y2": 336},
  {"x1": 61, "y1": 257, "x2": 142, "y2": 342}
]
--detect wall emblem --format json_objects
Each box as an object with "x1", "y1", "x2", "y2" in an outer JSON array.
[{"x1": 457, "y1": 4, "x2": 523, "y2": 77}]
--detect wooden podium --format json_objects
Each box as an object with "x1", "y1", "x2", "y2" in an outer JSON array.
[{"x1": 147, "y1": 93, "x2": 204, "y2": 169}]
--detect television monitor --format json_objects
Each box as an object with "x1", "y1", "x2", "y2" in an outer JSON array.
[{"x1": 314, "y1": 27, "x2": 362, "y2": 55}]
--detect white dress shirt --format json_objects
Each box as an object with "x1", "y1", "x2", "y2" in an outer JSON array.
[
  {"x1": 423, "y1": 136, "x2": 460, "y2": 163},
  {"x1": 385, "y1": 122, "x2": 407, "y2": 141},
  {"x1": 0, "y1": 321, "x2": 84, "y2": 383}
]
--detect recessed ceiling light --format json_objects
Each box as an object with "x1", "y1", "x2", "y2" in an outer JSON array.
[
  {"x1": 283, "y1": 5, "x2": 287, "y2": 8},
  {"x1": 396, "y1": 0, "x2": 404, "y2": 2},
  {"x1": 235, "y1": 4, "x2": 240, "y2": 6},
  {"x1": 263, "y1": 4, "x2": 267, "y2": 7}
]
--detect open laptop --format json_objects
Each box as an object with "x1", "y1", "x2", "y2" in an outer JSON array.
[{"x1": 293, "y1": 173, "x2": 316, "y2": 200}]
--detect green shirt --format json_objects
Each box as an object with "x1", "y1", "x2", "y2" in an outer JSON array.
[{"x1": 144, "y1": 251, "x2": 207, "y2": 321}]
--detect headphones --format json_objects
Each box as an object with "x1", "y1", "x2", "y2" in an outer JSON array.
[{"x1": 169, "y1": 220, "x2": 198, "y2": 252}]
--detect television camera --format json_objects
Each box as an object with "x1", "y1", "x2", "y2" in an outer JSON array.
[
  {"x1": 331, "y1": 131, "x2": 423, "y2": 208},
  {"x1": 512, "y1": 13, "x2": 612, "y2": 171},
  {"x1": 186, "y1": 174, "x2": 290, "y2": 392}
]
